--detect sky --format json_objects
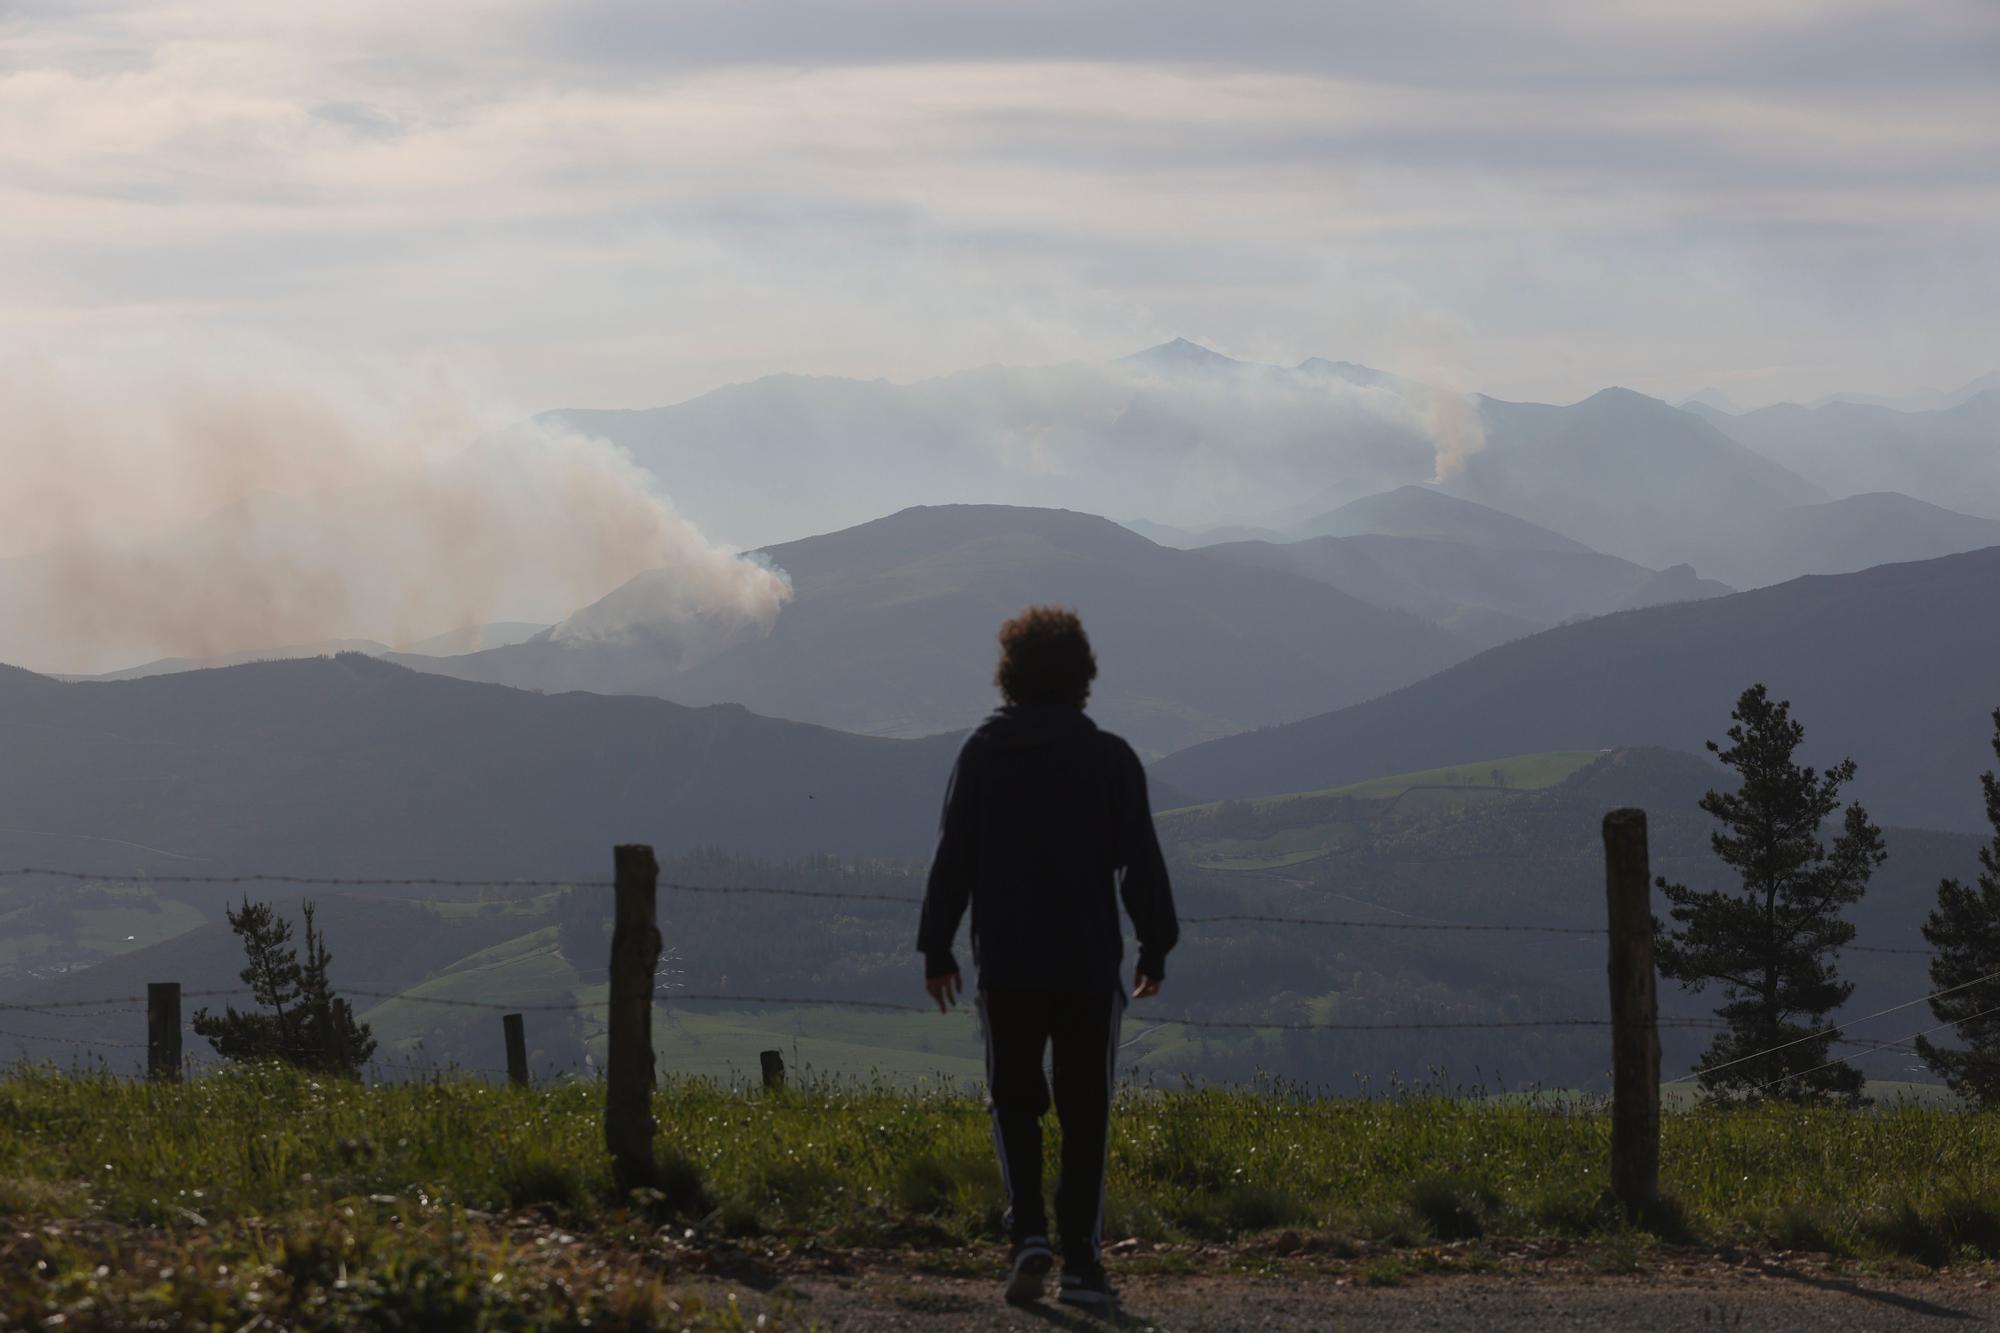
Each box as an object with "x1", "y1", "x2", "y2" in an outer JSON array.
[{"x1": 2, "y1": 0, "x2": 1996, "y2": 412}]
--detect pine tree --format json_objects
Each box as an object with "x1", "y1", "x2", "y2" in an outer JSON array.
[
  {"x1": 1654, "y1": 684, "x2": 1886, "y2": 1104},
  {"x1": 295, "y1": 900, "x2": 377, "y2": 1074},
  {"x1": 1915, "y1": 708, "x2": 2000, "y2": 1105},
  {"x1": 192, "y1": 897, "x2": 374, "y2": 1076}
]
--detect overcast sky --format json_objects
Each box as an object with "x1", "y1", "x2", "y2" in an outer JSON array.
[{"x1": 3, "y1": 0, "x2": 1995, "y2": 410}]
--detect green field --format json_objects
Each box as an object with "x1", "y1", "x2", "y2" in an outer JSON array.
[
  {"x1": 0, "y1": 883, "x2": 207, "y2": 982},
  {"x1": 5, "y1": 1067, "x2": 2000, "y2": 1327},
  {"x1": 343, "y1": 917, "x2": 992, "y2": 1083},
  {"x1": 1160, "y1": 749, "x2": 1604, "y2": 870}
]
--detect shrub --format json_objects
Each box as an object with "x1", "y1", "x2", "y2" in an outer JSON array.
[
  {"x1": 713, "y1": 1197, "x2": 767, "y2": 1238},
  {"x1": 1358, "y1": 1205, "x2": 1428, "y2": 1247},
  {"x1": 1527, "y1": 1186, "x2": 1616, "y2": 1237},
  {"x1": 1862, "y1": 1200, "x2": 1952, "y2": 1268},
  {"x1": 1937, "y1": 1193, "x2": 2000, "y2": 1259},
  {"x1": 1173, "y1": 1184, "x2": 1304, "y2": 1239},
  {"x1": 757, "y1": 1162, "x2": 843, "y2": 1224},
  {"x1": 495, "y1": 1150, "x2": 586, "y2": 1212},
  {"x1": 1760, "y1": 1201, "x2": 1843, "y2": 1256},
  {"x1": 1408, "y1": 1175, "x2": 1499, "y2": 1241},
  {"x1": 895, "y1": 1157, "x2": 961, "y2": 1216},
  {"x1": 654, "y1": 1147, "x2": 713, "y2": 1219}
]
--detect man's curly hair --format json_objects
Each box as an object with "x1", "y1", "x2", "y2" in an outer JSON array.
[{"x1": 995, "y1": 605, "x2": 1098, "y2": 708}]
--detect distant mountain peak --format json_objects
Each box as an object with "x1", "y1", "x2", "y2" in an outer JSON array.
[
  {"x1": 1119, "y1": 337, "x2": 1243, "y2": 371},
  {"x1": 1577, "y1": 385, "x2": 1662, "y2": 410},
  {"x1": 1294, "y1": 357, "x2": 1397, "y2": 388},
  {"x1": 1297, "y1": 485, "x2": 1596, "y2": 554},
  {"x1": 1680, "y1": 386, "x2": 1742, "y2": 415}
]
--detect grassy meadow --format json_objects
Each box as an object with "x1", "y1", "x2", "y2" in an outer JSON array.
[
  {"x1": 5, "y1": 1066, "x2": 2000, "y2": 1326},
  {"x1": 1157, "y1": 749, "x2": 1606, "y2": 870}
]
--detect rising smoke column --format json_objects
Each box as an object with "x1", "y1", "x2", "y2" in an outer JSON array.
[{"x1": 0, "y1": 359, "x2": 791, "y2": 674}]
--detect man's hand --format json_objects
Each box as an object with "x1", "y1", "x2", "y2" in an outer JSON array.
[
  {"x1": 1131, "y1": 970, "x2": 1160, "y2": 1000},
  {"x1": 926, "y1": 971, "x2": 962, "y2": 1013}
]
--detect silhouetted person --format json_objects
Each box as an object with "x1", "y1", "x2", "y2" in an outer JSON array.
[{"x1": 917, "y1": 606, "x2": 1178, "y2": 1311}]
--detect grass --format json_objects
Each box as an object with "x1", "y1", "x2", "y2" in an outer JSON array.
[
  {"x1": 1161, "y1": 750, "x2": 1603, "y2": 818},
  {"x1": 5, "y1": 1068, "x2": 2000, "y2": 1324},
  {"x1": 1160, "y1": 749, "x2": 1603, "y2": 869}
]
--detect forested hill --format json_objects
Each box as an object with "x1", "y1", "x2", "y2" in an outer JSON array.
[
  {"x1": 0, "y1": 653, "x2": 962, "y2": 884},
  {"x1": 1154, "y1": 546, "x2": 2000, "y2": 833}
]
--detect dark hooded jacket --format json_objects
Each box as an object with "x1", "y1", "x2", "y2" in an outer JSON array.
[{"x1": 917, "y1": 705, "x2": 1177, "y2": 992}]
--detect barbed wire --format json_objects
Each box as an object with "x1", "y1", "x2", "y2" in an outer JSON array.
[
  {"x1": 0, "y1": 979, "x2": 1730, "y2": 1038},
  {"x1": 1664, "y1": 966, "x2": 2000, "y2": 1087},
  {"x1": 0, "y1": 856, "x2": 1956, "y2": 1092},
  {"x1": 660, "y1": 882, "x2": 920, "y2": 905},
  {"x1": 1182, "y1": 912, "x2": 1603, "y2": 935},
  {"x1": 1753, "y1": 1003, "x2": 2000, "y2": 1096},
  {"x1": 0, "y1": 867, "x2": 611, "y2": 889},
  {"x1": 343, "y1": 988, "x2": 590, "y2": 1013},
  {"x1": 0, "y1": 1024, "x2": 144, "y2": 1050},
  {"x1": 1, "y1": 862, "x2": 1958, "y2": 958},
  {"x1": 0, "y1": 990, "x2": 250, "y2": 1014}
]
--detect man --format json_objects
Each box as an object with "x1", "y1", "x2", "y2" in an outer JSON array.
[{"x1": 917, "y1": 606, "x2": 1179, "y2": 1311}]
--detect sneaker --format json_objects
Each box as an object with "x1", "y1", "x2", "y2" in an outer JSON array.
[
  {"x1": 1057, "y1": 1260, "x2": 1117, "y2": 1311},
  {"x1": 1005, "y1": 1236, "x2": 1054, "y2": 1304}
]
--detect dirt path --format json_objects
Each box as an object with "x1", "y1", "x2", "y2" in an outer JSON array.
[{"x1": 676, "y1": 1254, "x2": 2000, "y2": 1331}]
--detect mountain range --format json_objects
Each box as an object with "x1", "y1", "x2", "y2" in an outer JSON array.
[
  {"x1": 1203, "y1": 531, "x2": 1729, "y2": 650},
  {"x1": 15, "y1": 341, "x2": 1997, "y2": 683},
  {"x1": 397, "y1": 504, "x2": 1469, "y2": 756},
  {"x1": 560, "y1": 343, "x2": 1999, "y2": 589},
  {"x1": 1154, "y1": 545, "x2": 2000, "y2": 833},
  {"x1": 545, "y1": 340, "x2": 1455, "y2": 551},
  {"x1": 1439, "y1": 387, "x2": 1826, "y2": 570},
  {"x1": 1687, "y1": 391, "x2": 2000, "y2": 519}
]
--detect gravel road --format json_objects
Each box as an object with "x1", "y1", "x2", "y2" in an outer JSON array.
[{"x1": 677, "y1": 1262, "x2": 2000, "y2": 1331}]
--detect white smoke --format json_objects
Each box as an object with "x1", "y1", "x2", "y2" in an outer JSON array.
[
  {"x1": 0, "y1": 355, "x2": 792, "y2": 675},
  {"x1": 1415, "y1": 385, "x2": 1487, "y2": 483}
]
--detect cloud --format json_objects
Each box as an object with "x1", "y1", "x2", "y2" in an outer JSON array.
[{"x1": 0, "y1": 2, "x2": 1993, "y2": 420}]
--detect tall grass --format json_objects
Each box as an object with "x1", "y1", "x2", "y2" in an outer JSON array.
[
  {"x1": 4, "y1": 1067, "x2": 2000, "y2": 1326},
  {"x1": 4, "y1": 1067, "x2": 2000, "y2": 1252}
]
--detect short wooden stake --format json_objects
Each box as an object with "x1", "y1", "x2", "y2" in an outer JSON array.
[
  {"x1": 147, "y1": 982, "x2": 181, "y2": 1083},
  {"x1": 605, "y1": 844, "x2": 662, "y2": 1189},
  {"x1": 760, "y1": 1049, "x2": 786, "y2": 1093},
  {"x1": 503, "y1": 1013, "x2": 529, "y2": 1088},
  {"x1": 146, "y1": 976, "x2": 181, "y2": 1080},
  {"x1": 1603, "y1": 808, "x2": 1661, "y2": 1216}
]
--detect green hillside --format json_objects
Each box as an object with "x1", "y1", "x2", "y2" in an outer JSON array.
[
  {"x1": 9, "y1": 761, "x2": 1972, "y2": 1097},
  {"x1": 0, "y1": 880, "x2": 208, "y2": 985},
  {"x1": 1160, "y1": 749, "x2": 1601, "y2": 869},
  {"x1": 358, "y1": 922, "x2": 989, "y2": 1085}
]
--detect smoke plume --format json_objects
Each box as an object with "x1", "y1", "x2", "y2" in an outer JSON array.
[{"x1": 0, "y1": 359, "x2": 791, "y2": 675}]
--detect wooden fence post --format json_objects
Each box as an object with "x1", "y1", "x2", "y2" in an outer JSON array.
[
  {"x1": 760, "y1": 1049, "x2": 785, "y2": 1093},
  {"x1": 503, "y1": 1013, "x2": 530, "y2": 1088},
  {"x1": 147, "y1": 982, "x2": 181, "y2": 1083},
  {"x1": 606, "y1": 844, "x2": 661, "y2": 1188},
  {"x1": 1602, "y1": 807, "x2": 1661, "y2": 1216}
]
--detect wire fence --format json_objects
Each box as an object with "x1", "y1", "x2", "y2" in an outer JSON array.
[{"x1": 0, "y1": 862, "x2": 1972, "y2": 1091}]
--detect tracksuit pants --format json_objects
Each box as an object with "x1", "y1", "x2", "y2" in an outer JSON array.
[{"x1": 976, "y1": 987, "x2": 1126, "y2": 1266}]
